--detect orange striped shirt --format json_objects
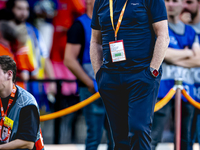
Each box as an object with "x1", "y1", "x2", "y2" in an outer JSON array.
[{"x1": 50, "y1": 0, "x2": 85, "y2": 62}]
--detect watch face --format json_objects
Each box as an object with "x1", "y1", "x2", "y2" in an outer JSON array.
[{"x1": 153, "y1": 69, "x2": 159, "y2": 77}]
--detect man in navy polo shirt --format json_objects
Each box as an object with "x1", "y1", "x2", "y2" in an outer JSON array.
[{"x1": 90, "y1": 0, "x2": 169, "y2": 149}]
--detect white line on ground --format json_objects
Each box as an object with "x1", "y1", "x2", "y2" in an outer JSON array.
[{"x1": 44, "y1": 143, "x2": 200, "y2": 150}]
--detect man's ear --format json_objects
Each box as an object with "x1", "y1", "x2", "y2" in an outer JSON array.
[{"x1": 6, "y1": 70, "x2": 13, "y2": 81}]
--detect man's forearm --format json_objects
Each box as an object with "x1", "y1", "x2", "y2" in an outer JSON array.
[
  {"x1": 0, "y1": 139, "x2": 34, "y2": 150},
  {"x1": 90, "y1": 42, "x2": 103, "y2": 75},
  {"x1": 168, "y1": 43, "x2": 200, "y2": 68},
  {"x1": 173, "y1": 57, "x2": 200, "y2": 68},
  {"x1": 165, "y1": 48, "x2": 193, "y2": 64},
  {"x1": 150, "y1": 35, "x2": 169, "y2": 70},
  {"x1": 44, "y1": 58, "x2": 55, "y2": 79},
  {"x1": 65, "y1": 58, "x2": 94, "y2": 88}
]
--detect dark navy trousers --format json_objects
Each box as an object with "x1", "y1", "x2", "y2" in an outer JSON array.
[{"x1": 96, "y1": 67, "x2": 162, "y2": 150}]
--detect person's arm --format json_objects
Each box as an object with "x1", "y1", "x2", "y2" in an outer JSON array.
[
  {"x1": 0, "y1": 139, "x2": 34, "y2": 150},
  {"x1": 164, "y1": 47, "x2": 194, "y2": 64},
  {"x1": 0, "y1": 105, "x2": 39, "y2": 150},
  {"x1": 38, "y1": 29, "x2": 55, "y2": 82},
  {"x1": 16, "y1": 105, "x2": 39, "y2": 149},
  {"x1": 44, "y1": 58, "x2": 56, "y2": 95},
  {"x1": 173, "y1": 57, "x2": 200, "y2": 68},
  {"x1": 150, "y1": 20, "x2": 170, "y2": 70},
  {"x1": 44, "y1": 58, "x2": 55, "y2": 79},
  {"x1": 173, "y1": 42, "x2": 200, "y2": 67},
  {"x1": 64, "y1": 43, "x2": 95, "y2": 93},
  {"x1": 90, "y1": 29, "x2": 103, "y2": 75},
  {"x1": 37, "y1": 29, "x2": 56, "y2": 94}
]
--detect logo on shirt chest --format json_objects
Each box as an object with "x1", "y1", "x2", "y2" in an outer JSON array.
[
  {"x1": 169, "y1": 36, "x2": 178, "y2": 45},
  {"x1": 131, "y1": 3, "x2": 139, "y2": 5}
]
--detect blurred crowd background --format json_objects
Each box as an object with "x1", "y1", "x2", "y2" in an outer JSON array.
[
  {"x1": 0, "y1": 0, "x2": 89, "y2": 144},
  {"x1": 1, "y1": 0, "x2": 200, "y2": 148}
]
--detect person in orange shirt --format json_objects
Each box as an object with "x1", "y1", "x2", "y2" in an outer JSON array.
[
  {"x1": 0, "y1": 43, "x2": 14, "y2": 60},
  {"x1": 6, "y1": 0, "x2": 57, "y2": 95},
  {"x1": 50, "y1": 0, "x2": 85, "y2": 62},
  {"x1": 0, "y1": 17, "x2": 35, "y2": 89},
  {"x1": 0, "y1": 19, "x2": 16, "y2": 60}
]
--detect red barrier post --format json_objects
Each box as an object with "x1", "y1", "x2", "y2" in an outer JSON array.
[{"x1": 174, "y1": 79, "x2": 182, "y2": 150}]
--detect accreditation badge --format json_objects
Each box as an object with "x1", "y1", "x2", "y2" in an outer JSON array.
[
  {"x1": 2, "y1": 117, "x2": 13, "y2": 143},
  {"x1": 109, "y1": 40, "x2": 126, "y2": 62}
]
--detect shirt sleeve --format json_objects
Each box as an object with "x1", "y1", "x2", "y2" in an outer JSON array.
[
  {"x1": 67, "y1": 21, "x2": 85, "y2": 45},
  {"x1": 146, "y1": 0, "x2": 168, "y2": 23},
  {"x1": 15, "y1": 46, "x2": 35, "y2": 72},
  {"x1": 16, "y1": 105, "x2": 39, "y2": 142},
  {"x1": 91, "y1": 0, "x2": 101, "y2": 30}
]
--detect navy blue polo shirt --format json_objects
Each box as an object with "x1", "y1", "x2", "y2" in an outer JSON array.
[{"x1": 91, "y1": 0, "x2": 167, "y2": 72}]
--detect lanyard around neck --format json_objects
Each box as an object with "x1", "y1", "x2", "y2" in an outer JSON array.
[
  {"x1": 109, "y1": 0, "x2": 128, "y2": 41},
  {"x1": 0, "y1": 84, "x2": 16, "y2": 141},
  {"x1": 0, "y1": 84, "x2": 16, "y2": 117}
]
